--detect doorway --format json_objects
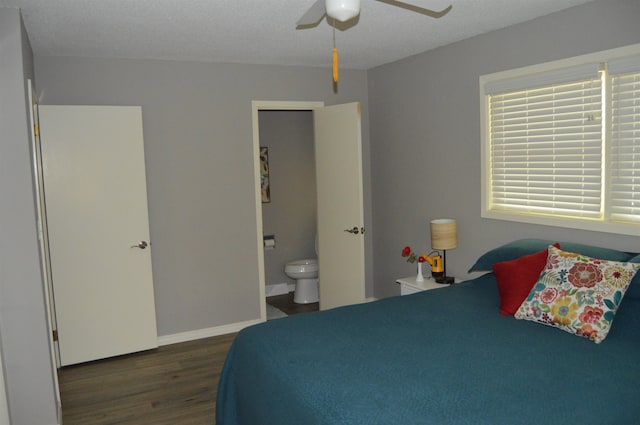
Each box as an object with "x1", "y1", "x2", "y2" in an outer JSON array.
[
  {"x1": 259, "y1": 109, "x2": 319, "y2": 317},
  {"x1": 251, "y1": 101, "x2": 323, "y2": 321}
]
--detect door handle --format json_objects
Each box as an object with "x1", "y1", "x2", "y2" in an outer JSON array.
[
  {"x1": 344, "y1": 227, "x2": 359, "y2": 234},
  {"x1": 131, "y1": 241, "x2": 148, "y2": 249}
]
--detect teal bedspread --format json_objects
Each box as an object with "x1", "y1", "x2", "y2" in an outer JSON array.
[{"x1": 216, "y1": 274, "x2": 640, "y2": 424}]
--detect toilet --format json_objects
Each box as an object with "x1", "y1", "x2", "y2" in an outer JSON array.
[{"x1": 284, "y1": 258, "x2": 319, "y2": 304}]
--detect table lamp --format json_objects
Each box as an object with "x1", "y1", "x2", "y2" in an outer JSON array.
[{"x1": 430, "y1": 219, "x2": 457, "y2": 284}]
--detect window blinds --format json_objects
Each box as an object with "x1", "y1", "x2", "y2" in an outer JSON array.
[
  {"x1": 482, "y1": 46, "x2": 640, "y2": 233},
  {"x1": 610, "y1": 70, "x2": 640, "y2": 223},
  {"x1": 488, "y1": 77, "x2": 603, "y2": 218}
]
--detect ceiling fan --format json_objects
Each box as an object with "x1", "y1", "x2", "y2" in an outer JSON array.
[
  {"x1": 297, "y1": 0, "x2": 453, "y2": 27},
  {"x1": 297, "y1": 0, "x2": 453, "y2": 84}
]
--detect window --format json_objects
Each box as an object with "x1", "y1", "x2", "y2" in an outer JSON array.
[
  {"x1": 610, "y1": 66, "x2": 640, "y2": 224},
  {"x1": 480, "y1": 44, "x2": 640, "y2": 236}
]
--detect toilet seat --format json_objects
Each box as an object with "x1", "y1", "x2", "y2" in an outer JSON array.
[{"x1": 284, "y1": 258, "x2": 318, "y2": 277}]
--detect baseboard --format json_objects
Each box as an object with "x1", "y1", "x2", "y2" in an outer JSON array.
[
  {"x1": 158, "y1": 295, "x2": 373, "y2": 346},
  {"x1": 157, "y1": 318, "x2": 262, "y2": 346},
  {"x1": 265, "y1": 282, "x2": 289, "y2": 297}
]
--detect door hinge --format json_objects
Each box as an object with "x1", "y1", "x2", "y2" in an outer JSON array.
[
  {"x1": 34, "y1": 123, "x2": 40, "y2": 137},
  {"x1": 52, "y1": 330, "x2": 58, "y2": 342}
]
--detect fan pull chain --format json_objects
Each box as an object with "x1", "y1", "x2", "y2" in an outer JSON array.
[{"x1": 332, "y1": 21, "x2": 339, "y2": 83}]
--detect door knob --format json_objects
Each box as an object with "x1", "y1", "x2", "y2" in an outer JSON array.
[
  {"x1": 344, "y1": 227, "x2": 359, "y2": 234},
  {"x1": 131, "y1": 241, "x2": 148, "y2": 249}
]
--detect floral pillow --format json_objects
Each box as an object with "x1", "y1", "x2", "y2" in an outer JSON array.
[{"x1": 515, "y1": 246, "x2": 640, "y2": 343}]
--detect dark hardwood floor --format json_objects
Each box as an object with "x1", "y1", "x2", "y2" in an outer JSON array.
[
  {"x1": 59, "y1": 333, "x2": 235, "y2": 425},
  {"x1": 59, "y1": 295, "x2": 315, "y2": 424},
  {"x1": 266, "y1": 291, "x2": 319, "y2": 315}
]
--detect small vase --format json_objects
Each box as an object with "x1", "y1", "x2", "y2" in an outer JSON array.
[{"x1": 416, "y1": 261, "x2": 424, "y2": 282}]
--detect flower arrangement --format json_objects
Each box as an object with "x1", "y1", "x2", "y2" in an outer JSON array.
[{"x1": 401, "y1": 246, "x2": 427, "y2": 263}]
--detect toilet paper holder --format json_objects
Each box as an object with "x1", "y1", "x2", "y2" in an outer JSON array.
[{"x1": 263, "y1": 235, "x2": 276, "y2": 249}]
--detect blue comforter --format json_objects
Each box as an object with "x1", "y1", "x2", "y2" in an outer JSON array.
[{"x1": 216, "y1": 274, "x2": 640, "y2": 424}]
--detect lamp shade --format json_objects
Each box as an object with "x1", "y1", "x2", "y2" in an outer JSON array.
[
  {"x1": 430, "y1": 219, "x2": 458, "y2": 250},
  {"x1": 326, "y1": 0, "x2": 360, "y2": 22}
]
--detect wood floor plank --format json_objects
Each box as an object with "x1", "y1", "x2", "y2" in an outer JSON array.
[
  {"x1": 59, "y1": 333, "x2": 236, "y2": 425},
  {"x1": 266, "y1": 292, "x2": 319, "y2": 315}
]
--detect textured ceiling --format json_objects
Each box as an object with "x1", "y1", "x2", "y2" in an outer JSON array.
[{"x1": 1, "y1": 0, "x2": 596, "y2": 70}]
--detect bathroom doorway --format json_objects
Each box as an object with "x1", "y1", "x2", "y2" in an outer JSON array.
[
  {"x1": 259, "y1": 109, "x2": 319, "y2": 318},
  {"x1": 252, "y1": 101, "x2": 323, "y2": 322}
]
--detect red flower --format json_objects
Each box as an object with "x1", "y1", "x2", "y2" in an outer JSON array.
[
  {"x1": 401, "y1": 246, "x2": 424, "y2": 263},
  {"x1": 568, "y1": 262, "x2": 602, "y2": 288},
  {"x1": 577, "y1": 324, "x2": 599, "y2": 340},
  {"x1": 579, "y1": 306, "x2": 604, "y2": 324},
  {"x1": 539, "y1": 288, "x2": 559, "y2": 304}
]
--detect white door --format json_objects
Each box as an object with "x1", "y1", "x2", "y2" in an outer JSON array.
[
  {"x1": 27, "y1": 81, "x2": 61, "y2": 419},
  {"x1": 314, "y1": 102, "x2": 365, "y2": 310},
  {"x1": 39, "y1": 105, "x2": 158, "y2": 366}
]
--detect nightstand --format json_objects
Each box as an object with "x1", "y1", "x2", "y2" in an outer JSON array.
[{"x1": 396, "y1": 276, "x2": 450, "y2": 295}]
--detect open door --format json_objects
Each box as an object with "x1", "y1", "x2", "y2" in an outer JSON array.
[
  {"x1": 314, "y1": 102, "x2": 365, "y2": 310},
  {"x1": 27, "y1": 80, "x2": 62, "y2": 422}
]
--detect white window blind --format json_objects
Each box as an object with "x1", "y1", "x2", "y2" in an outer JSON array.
[
  {"x1": 481, "y1": 45, "x2": 640, "y2": 235},
  {"x1": 610, "y1": 70, "x2": 640, "y2": 223},
  {"x1": 488, "y1": 77, "x2": 603, "y2": 219}
]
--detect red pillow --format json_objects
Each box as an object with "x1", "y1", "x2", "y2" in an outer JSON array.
[{"x1": 493, "y1": 243, "x2": 560, "y2": 316}]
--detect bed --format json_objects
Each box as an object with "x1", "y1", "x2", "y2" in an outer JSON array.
[{"x1": 216, "y1": 240, "x2": 640, "y2": 424}]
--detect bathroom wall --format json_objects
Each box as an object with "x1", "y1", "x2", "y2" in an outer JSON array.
[{"x1": 259, "y1": 110, "x2": 317, "y2": 290}]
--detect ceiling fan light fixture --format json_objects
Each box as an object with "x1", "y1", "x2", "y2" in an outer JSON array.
[{"x1": 325, "y1": 0, "x2": 361, "y2": 22}]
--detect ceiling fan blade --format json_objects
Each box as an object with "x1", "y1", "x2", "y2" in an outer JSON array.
[
  {"x1": 297, "y1": 0, "x2": 327, "y2": 27},
  {"x1": 375, "y1": 0, "x2": 453, "y2": 18}
]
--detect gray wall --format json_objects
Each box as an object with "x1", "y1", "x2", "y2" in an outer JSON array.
[
  {"x1": 369, "y1": 0, "x2": 640, "y2": 298},
  {"x1": 0, "y1": 8, "x2": 59, "y2": 425},
  {"x1": 259, "y1": 110, "x2": 317, "y2": 288},
  {"x1": 34, "y1": 57, "x2": 373, "y2": 336}
]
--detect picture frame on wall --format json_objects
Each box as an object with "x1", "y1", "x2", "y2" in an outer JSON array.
[{"x1": 260, "y1": 146, "x2": 270, "y2": 203}]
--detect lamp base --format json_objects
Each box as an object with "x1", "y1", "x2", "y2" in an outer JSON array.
[{"x1": 435, "y1": 275, "x2": 455, "y2": 284}]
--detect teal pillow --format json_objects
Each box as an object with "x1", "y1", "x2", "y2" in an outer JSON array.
[
  {"x1": 468, "y1": 239, "x2": 635, "y2": 272},
  {"x1": 628, "y1": 254, "x2": 640, "y2": 300},
  {"x1": 469, "y1": 239, "x2": 556, "y2": 272},
  {"x1": 560, "y1": 242, "x2": 634, "y2": 263}
]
